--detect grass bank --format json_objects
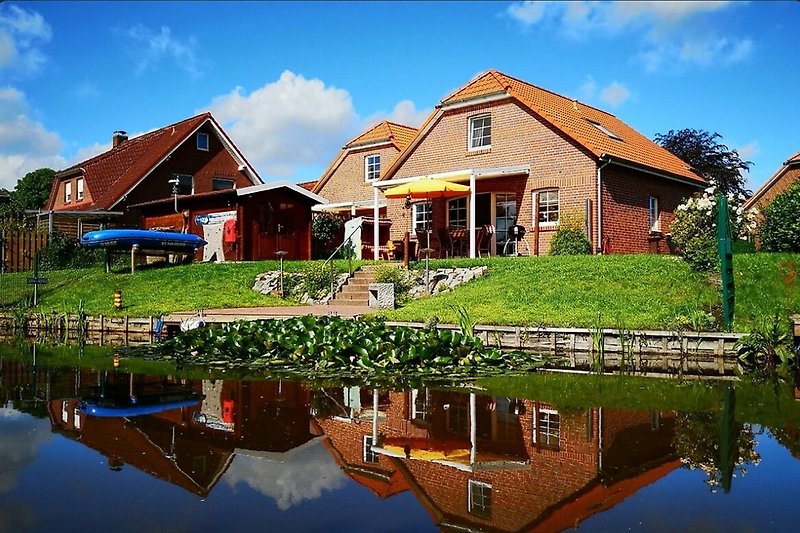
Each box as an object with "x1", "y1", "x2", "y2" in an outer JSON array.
[
  {"x1": 2, "y1": 253, "x2": 797, "y2": 332},
  {"x1": 382, "y1": 253, "x2": 800, "y2": 331}
]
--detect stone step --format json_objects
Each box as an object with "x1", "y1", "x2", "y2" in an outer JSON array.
[
  {"x1": 336, "y1": 291, "x2": 370, "y2": 300},
  {"x1": 347, "y1": 278, "x2": 374, "y2": 286},
  {"x1": 333, "y1": 299, "x2": 371, "y2": 307}
]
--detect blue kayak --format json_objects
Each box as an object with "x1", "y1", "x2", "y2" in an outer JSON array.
[
  {"x1": 81, "y1": 229, "x2": 206, "y2": 252},
  {"x1": 80, "y1": 397, "x2": 203, "y2": 418}
]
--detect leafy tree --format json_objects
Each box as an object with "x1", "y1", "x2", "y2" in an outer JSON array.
[
  {"x1": 12, "y1": 168, "x2": 55, "y2": 210},
  {"x1": 759, "y1": 181, "x2": 800, "y2": 252},
  {"x1": 655, "y1": 129, "x2": 751, "y2": 197}
]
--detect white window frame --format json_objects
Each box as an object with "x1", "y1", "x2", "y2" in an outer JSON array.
[
  {"x1": 363, "y1": 435, "x2": 379, "y2": 463},
  {"x1": 587, "y1": 119, "x2": 622, "y2": 141},
  {"x1": 536, "y1": 189, "x2": 559, "y2": 226},
  {"x1": 64, "y1": 181, "x2": 72, "y2": 203},
  {"x1": 648, "y1": 196, "x2": 660, "y2": 232},
  {"x1": 364, "y1": 154, "x2": 381, "y2": 182},
  {"x1": 76, "y1": 177, "x2": 84, "y2": 201},
  {"x1": 212, "y1": 177, "x2": 236, "y2": 191},
  {"x1": 468, "y1": 480, "x2": 492, "y2": 518},
  {"x1": 468, "y1": 114, "x2": 491, "y2": 151},
  {"x1": 412, "y1": 202, "x2": 432, "y2": 233},
  {"x1": 447, "y1": 197, "x2": 468, "y2": 228},
  {"x1": 533, "y1": 408, "x2": 560, "y2": 448},
  {"x1": 197, "y1": 132, "x2": 210, "y2": 151}
]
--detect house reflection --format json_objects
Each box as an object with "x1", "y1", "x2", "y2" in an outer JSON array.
[{"x1": 2, "y1": 359, "x2": 684, "y2": 528}]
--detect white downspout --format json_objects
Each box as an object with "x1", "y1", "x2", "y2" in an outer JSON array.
[
  {"x1": 373, "y1": 186, "x2": 380, "y2": 260},
  {"x1": 469, "y1": 172, "x2": 476, "y2": 258},
  {"x1": 597, "y1": 156, "x2": 612, "y2": 254}
]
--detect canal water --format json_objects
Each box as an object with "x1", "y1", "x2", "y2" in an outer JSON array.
[{"x1": 2, "y1": 345, "x2": 800, "y2": 532}]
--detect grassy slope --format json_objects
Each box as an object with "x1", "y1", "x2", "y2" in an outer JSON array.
[{"x1": 5, "y1": 253, "x2": 798, "y2": 331}]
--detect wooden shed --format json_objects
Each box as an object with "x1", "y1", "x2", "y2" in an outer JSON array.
[{"x1": 132, "y1": 181, "x2": 326, "y2": 261}]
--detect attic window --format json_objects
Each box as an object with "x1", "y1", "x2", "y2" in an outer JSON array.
[
  {"x1": 586, "y1": 119, "x2": 622, "y2": 141},
  {"x1": 197, "y1": 132, "x2": 209, "y2": 151},
  {"x1": 365, "y1": 154, "x2": 381, "y2": 181},
  {"x1": 64, "y1": 181, "x2": 72, "y2": 203},
  {"x1": 468, "y1": 114, "x2": 492, "y2": 150},
  {"x1": 76, "y1": 178, "x2": 84, "y2": 201},
  {"x1": 212, "y1": 177, "x2": 235, "y2": 191}
]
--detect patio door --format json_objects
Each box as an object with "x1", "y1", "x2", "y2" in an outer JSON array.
[{"x1": 495, "y1": 193, "x2": 516, "y2": 255}]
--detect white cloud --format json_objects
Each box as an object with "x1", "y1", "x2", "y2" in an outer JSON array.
[
  {"x1": 737, "y1": 141, "x2": 759, "y2": 162},
  {"x1": 224, "y1": 442, "x2": 347, "y2": 510},
  {"x1": 122, "y1": 24, "x2": 201, "y2": 78},
  {"x1": 0, "y1": 407, "x2": 52, "y2": 493},
  {"x1": 363, "y1": 99, "x2": 432, "y2": 129},
  {"x1": 576, "y1": 76, "x2": 631, "y2": 108},
  {"x1": 204, "y1": 70, "x2": 359, "y2": 179},
  {"x1": 0, "y1": 5, "x2": 52, "y2": 75},
  {"x1": 506, "y1": 1, "x2": 751, "y2": 72},
  {"x1": 0, "y1": 86, "x2": 66, "y2": 188},
  {"x1": 599, "y1": 81, "x2": 631, "y2": 107}
]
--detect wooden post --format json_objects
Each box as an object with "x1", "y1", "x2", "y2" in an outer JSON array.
[
  {"x1": 403, "y1": 232, "x2": 410, "y2": 269},
  {"x1": 131, "y1": 245, "x2": 138, "y2": 274}
]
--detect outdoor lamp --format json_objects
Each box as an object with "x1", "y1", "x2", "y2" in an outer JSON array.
[{"x1": 404, "y1": 194, "x2": 412, "y2": 209}]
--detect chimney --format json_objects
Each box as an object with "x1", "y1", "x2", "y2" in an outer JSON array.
[{"x1": 112, "y1": 130, "x2": 128, "y2": 148}]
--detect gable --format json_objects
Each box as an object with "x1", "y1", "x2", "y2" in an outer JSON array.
[{"x1": 48, "y1": 113, "x2": 261, "y2": 211}]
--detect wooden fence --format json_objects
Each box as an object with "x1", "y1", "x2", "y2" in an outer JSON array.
[{"x1": 1, "y1": 228, "x2": 48, "y2": 273}]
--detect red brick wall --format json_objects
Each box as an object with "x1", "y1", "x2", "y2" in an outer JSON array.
[
  {"x1": 318, "y1": 144, "x2": 400, "y2": 205},
  {"x1": 752, "y1": 164, "x2": 800, "y2": 215},
  {"x1": 385, "y1": 100, "x2": 599, "y2": 254},
  {"x1": 601, "y1": 165, "x2": 698, "y2": 254}
]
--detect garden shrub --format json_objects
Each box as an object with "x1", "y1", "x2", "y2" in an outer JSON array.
[
  {"x1": 299, "y1": 262, "x2": 335, "y2": 300},
  {"x1": 373, "y1": 264, "x2": 413, "y2": 299},
  {"x1": 549, "y1": 212, "x2": 591, "y2": 255},
  {"x1": 39, "y1": 232, "x2": 102, "y2": 270},
  {"x1": 311, "y1": 213, "x2": 345, "y2": 258},
  {"x1": 759, "y1": 181, "x2": 800, "y2": 252},
  {"x1": 670, "y1": 187, "x2": 756, "y2": 271}
]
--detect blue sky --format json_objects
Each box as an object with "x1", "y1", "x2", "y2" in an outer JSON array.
[{"x1": 1, "y1": 1, "x2": 797, "y2": 192}]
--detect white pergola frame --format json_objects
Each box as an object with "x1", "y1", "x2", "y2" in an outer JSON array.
[{"x1": 371, "y1": 165, "x2": 530, "y2": 260}]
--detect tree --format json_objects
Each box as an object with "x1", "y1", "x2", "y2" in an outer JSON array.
[
  {"x1": 655, "y1": 129, "x2": 751, "y2": 197},
  {"x1": 11, "y1": 168, "x2": 55, "y2": 211},
  {"x1": 759, "y1": 181, "x2": 800, "y2": 252}
]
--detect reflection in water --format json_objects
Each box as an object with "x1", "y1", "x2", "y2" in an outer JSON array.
[{"x1": 0, "y1": 356, "x2": 794, "y2": 531}]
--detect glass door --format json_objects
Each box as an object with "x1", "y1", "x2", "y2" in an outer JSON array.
[{"x1": 495, "y1": 193, "x2": 516, "y2": 255}]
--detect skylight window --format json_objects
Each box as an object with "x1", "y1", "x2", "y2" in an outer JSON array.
[{"x1": 587, "y1": 119, "x2": 622, "y2": 141}]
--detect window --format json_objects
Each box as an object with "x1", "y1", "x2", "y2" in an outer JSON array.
[
  {"x1": 363, "y1": 435, "x2": 379, "y2": 463},
  {"x1": 76, "y1": 178, "x2": 84, "y2": 201},
  {"x1": 446, "y1": 402, "x2": 469, "y2": 435},
  {"x1": 172, "y1": 173, "x2": 194, "y2": 195},
  {"x1": 468, "y1": 480, "x2": 492, "y2": 518},
  {"x1": 534, "y1": 409, "x2": 560, "y2": 449},
  {"x1": 586, "y1": 119, "x2": 622, "y2": 141},
  {"x1": 648, "y1": 196, "x2": 660, "y2": 232},
  {"x1": 411, "y1": 389, "x2": 431, "y2": 424},
  {"x1": 212, "y1": 177, "x2": 235, "y2": 191},
  {"x1": 64, "y1": 181, "x2": 72, "y2": 203},
  {"x1": 412, "y1": 202, "x2": 432, "y2": 233},
  {"x1": 537, "y1": 190, "x2": 559, "y2": 225},
  {"x1": 365, "y1": 154, "x2": 381, "y2": 181},
  {"x1": 468, "y1": 114, "x2": 491, "y2": 150},
  {"x1": 197, "y1": 132, "x2": 209, "y2": 151},
  {"x1": 447, "y1": 197, "x2": 467, "y2": 228}
]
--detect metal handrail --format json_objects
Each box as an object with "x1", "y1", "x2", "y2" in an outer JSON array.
[{"x1": 323, "y1": 220, "x2": 363, "y2": 301}]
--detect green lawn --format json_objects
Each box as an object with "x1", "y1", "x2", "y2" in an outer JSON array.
[{"x1": 2, "y1": 253, "x2": 797, "y2": 332}]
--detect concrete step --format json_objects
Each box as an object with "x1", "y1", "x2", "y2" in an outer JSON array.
[
  {"x1": 347, "y1": 278, "x2": 374, "y2": 286},
  {"x1": 336, "y1": 292, "x2": 369, "y2": 300},
  {"x1": 333, "y1": 299, "x2": 371, "y2": 306}
]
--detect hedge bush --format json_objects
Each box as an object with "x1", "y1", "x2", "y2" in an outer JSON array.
[{"x1": 759, "y1": 181, "x2": 800, "y2": 252}]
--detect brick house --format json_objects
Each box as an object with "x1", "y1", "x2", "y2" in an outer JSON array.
[
  {"x1": 363, "y1": 70, "x2": 705, "y2": 258},
  {"x1": 743, "y1": 150, "x2": 800, "y2": 216},
  {"x1": 40, "y1": 112, "x2": 262, "y2": 238},
  {"x1": 310, "y1": 121, "x2": 417, "y2": 257}
]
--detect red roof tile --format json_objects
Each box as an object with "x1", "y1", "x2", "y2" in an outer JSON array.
[
  {"x1": 384, "y1": 70, "x2": 703, "y2": 184},
  {"x1": 50, "y1": 113, "x2": 213, "y2": 210}
]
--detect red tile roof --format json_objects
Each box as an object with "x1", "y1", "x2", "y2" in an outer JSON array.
[
  {"x1": 383, "y1": 70, "x2": 704, "y2": 184},
  {"x1": 297, "y1": 179, "x2": 318, "y2": 191},
  {"x1": 49, "y1": 113, "x2": 223, "y2": 211},
  {"x1": 312, "y1": 121, "x2": 417, "y2": 194},
  {"x1": 743, "y1": 149, "x2": 800, "y2": 209}
]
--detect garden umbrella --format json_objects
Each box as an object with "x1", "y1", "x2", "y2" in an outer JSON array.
[{"x1": 384, "y1": 178, "x2": 470, "y2": 291}]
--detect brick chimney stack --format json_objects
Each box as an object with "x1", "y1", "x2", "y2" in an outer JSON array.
[{"x1": 112, "y1": 130, "x2": 128, "y2": 148}]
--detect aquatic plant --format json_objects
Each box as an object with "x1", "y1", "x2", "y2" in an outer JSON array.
[
  {"x1": 735, "y1": 313, "x2": 795, "y2": 372},
  {"x1": 136, "y1": 315, "x2": 546, "y2": 378}
]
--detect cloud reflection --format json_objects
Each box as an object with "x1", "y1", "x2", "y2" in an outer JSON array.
[
  {"x1": 223, "y1": 440, "x2": 346, "y2": 510},
  {"x1": 0, "y1": 407, "x2": 53, "y2": 493}
]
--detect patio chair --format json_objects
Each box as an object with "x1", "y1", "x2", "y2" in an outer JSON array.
[
  {"x1": 436, "y1": 227, "x2": 456, "y2": 258},
  {"x1": 477, "y1": 224, "x2": 495, "y2": 257},
  {"x1": 415, "y1": 229, "x2": 437, "y2": 259}
]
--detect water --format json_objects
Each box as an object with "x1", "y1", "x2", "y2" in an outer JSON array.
[{"x1": 2, "y1": 348, "x2": 800, "y2": 532}]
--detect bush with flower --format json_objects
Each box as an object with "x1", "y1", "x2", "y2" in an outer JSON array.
[{"x1": 670, "y1": 186, "x2": 757, "y2": 271}]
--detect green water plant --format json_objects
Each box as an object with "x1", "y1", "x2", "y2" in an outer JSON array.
[
  {"x1": 133, "y1": 315, "x2": 546, "y2": 378},
  {"x1": 735, "y1": 313, "x2": 795, "y2": 372}
]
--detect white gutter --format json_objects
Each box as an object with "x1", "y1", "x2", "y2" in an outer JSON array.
[
  {"x1": 373, "y1": 186, "x2": 380, "y2": 260},
  {"x1": 373, "y1": 165, "x2": 530, "y2": 188},
  {"x1": 597, "y1": 156, "x2": 612, "y2": 254},
  {"x1": 439, "y1": 92, "x2": 511, "y2": 111},
  {"x1": 311, "y1": 199, "x2": 385, "y2": 213}
]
